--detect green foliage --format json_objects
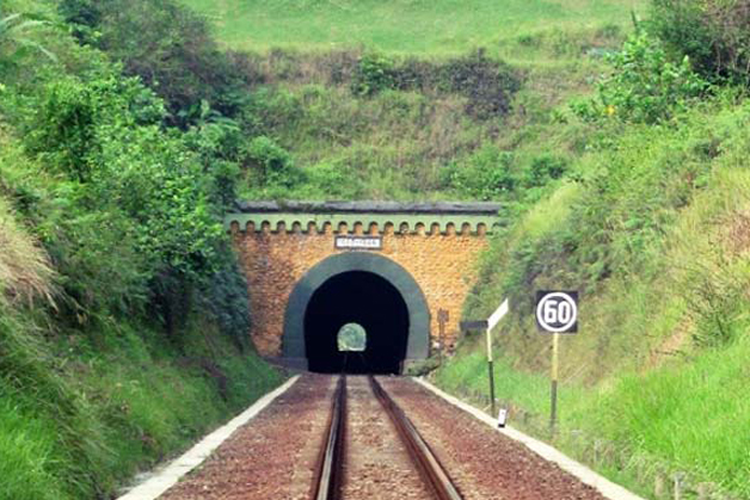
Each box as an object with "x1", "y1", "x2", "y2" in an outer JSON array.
[
  {"x1": 0, "y1": 303, "x2": 282, "y2": 500},
  {"x1": 441, "y1": 146, "x2": 516, "y2": 200},
  {"x1": 201, "y1": 253, "x2": 252, "y2": 351},
  {"x1": 650, "y1": 0, "x2": 750, "y2": 86},
  {"x1": 438, "y1": 49, "x2": 521, "y2": 118},
  {"x1": 449, "y1": 99, "x2": 750, "y2": 498},
  {"x1": 245, "y1": 135, "x2": 304, "y2": 189},
  {"x1": 63, "y1": 0, "x2": 247, "y2": 127},
  {"x1": 0, "y1": 14, "x2": 278, "y2": 500},
  {"x1": 350, "y1": 50, "x2": 521, "y2": 118},
  {"x1": 337, "y1": 323, "x2": 366, "y2": 352},
  {"x1": 0, "y1": 12, "x2": 57, "y2": 68},
  {"x1": 573, "y1": 33, "x2": 707, "y2": 123},
  {"x1": 522, "y1": 154, "x2": 568, "y2": 187},
  {"x1": 351, "y1": 52, "x2": 396, "y2": 96}
]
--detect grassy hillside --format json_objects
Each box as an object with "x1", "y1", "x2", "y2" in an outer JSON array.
[
  {"x1": 173, "y1": 0, "x2": 634, "y2": 202},
  {"x1": 0, "y1": 1, "x2": 284, "y2": 498},
  {"x1": 181, "y1": 0, "x2": 642, "y2": 58},
  {"x1": 437, "y1": 98, "x2": 750, "y2": 497}
]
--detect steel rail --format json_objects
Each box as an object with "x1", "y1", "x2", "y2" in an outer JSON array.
[
  {"x1": 312, "y1": 375, "x2": 346, "y2": 500},
  {"x1": 368, "y1": 376, "x2": 463, "y2": 500}
]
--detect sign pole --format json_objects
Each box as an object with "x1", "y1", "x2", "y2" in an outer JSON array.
[
  {"x1": 535, "y1": 291, "x2": 578, "y2": 435},
  {"x1": 550, "y1": 332, "x2": 560, "y2": 434},
  {"x1": 461, "y1": 298, "x2": 508, "y2": 420},
  {"x1": 437, "y1": 309, "x2": 449, "y2": 365},
  {"x1": 486, "y1": 327, "x2": 496, "y2": 417}
]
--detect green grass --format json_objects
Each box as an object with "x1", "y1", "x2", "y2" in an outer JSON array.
[
  {"x1": 0, "y1": 310, "x2": 283, "y2": 500},
  {"x1": 435, "y1": 100, "x2": 750, "y2": 498},
  {"x1": 435, "y1": 333, "x2": 750, "y2": 498},
  {"x1": 0, "y1": 392, "x2": 67, "y2": 500},
  {"x1": 181, "y1": 0, "x2": 642, "y2": 57}
]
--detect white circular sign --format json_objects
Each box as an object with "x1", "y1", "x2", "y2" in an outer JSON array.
[{"x1": 536, "y1": 292, "x2": 578, "y2": 333}]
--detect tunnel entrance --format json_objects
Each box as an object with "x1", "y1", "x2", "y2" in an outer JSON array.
[{"x1": 304, "y1": 271, "x2": 409, "y2": 374}]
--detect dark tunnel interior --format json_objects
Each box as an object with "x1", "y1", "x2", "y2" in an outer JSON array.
[{"x1": 304, "y1": 271, "x2": 410, "y2": 374}]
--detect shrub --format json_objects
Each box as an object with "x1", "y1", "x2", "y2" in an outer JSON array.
[
  {"x1": 244, "y1": 135, "x2": 304, "y2": 188},
  {"x1": 523, "y1": 154, "x2": 568, "y2": 187},
  {"x1": 442, "y1": 145, "x2": 516, "y2": 200},
  {"x1": 573, "y1": 33, "x2": 708, "y2": 123},
  {"x1": 651, "y1": 0, "x2": 750, "y2": 86},
  {"x1": 351, "y1": 52, "x2": 396, "y2": 96},
  {"x1": 439, "y1": 49, "x2": 521, "y2": 119},
  {"x1": 200, "y1": 252, "x2": 251, "y2": 351},
  {"x1": 72, "y1": 0, "x2": 248, "y2": 127}
]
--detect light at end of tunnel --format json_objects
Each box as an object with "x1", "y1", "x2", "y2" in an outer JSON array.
[{"x1": 337, "y1": 323, "x2": 366, "y2": 352}]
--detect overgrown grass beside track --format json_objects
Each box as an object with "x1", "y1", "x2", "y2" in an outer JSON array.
[{"x1": 436, "y1": 100, "x2": 750, "y2": 498}]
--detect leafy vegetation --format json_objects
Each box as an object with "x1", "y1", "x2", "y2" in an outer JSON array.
[
  {"x1": 3, "y1": 0, "x2": 750, "y2": 497},
  {"x1": 573, "y1": 32, "x2": 708, "y2": 123},
  {"x1": 0, "y1": 1, "x2": 284, "y2": 498},
  {"x1": 650, "y1": 0, "x2": 750, "y2": 86},
  {"x1": 440, "y1": 43, "x2": 750, "y2": 500}
]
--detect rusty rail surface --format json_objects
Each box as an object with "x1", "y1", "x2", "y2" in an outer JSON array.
[
  {"x1": 368, "y1": 376, "x2": 463, "y2": 500},
  {"x1": 312, "y1": 376, "x2": 346, "y2": 500}
]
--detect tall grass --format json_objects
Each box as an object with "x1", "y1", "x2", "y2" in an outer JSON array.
[{"x1": 0, "y1": 183, "x2": 283, "y2": 499}]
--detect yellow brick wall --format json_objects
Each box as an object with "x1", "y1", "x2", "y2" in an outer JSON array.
[{"x1": 232, "y1": 223, "x2": 489, "y2": 357}]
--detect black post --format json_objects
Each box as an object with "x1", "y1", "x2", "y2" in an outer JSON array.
[{"x1": 488, "y1": 359, "x2": 496, "y2": 417}]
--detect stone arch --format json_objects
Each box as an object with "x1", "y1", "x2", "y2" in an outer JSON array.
[{"x1": 282, "y1": 252, "x2": 430, "y2": 371}]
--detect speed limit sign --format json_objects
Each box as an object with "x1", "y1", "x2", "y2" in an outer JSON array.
[{"x1": 536, "y1": 291, "x2": 578, "y2": 333}]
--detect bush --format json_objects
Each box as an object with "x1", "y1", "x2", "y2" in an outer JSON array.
[
  {"x1": 651, "y1": 0, "x2": 750, "y2": 86},
  {"x1": 244, "y1": 135, "x2": 304, "y2": 189},
  {"x1": 439, "y1": 49, "x2": 521, "y2": 119},
  {"x1": 200, "y1": 252, "x2": 252, "y2": 351},
  {"x1": 351, "y1": 52, "x2": 396, "y2": 96},
  {"x1": 573, "y1": 33, "x2": 708, "y2": 123},
  {"x1": 523, "y1": 154, "x2": 568, "y2": 187},
  {"x1": 350, "y1": 50, "x2": 521, "y2": 118},
  {"x1": 442, "y1": 145, "x2": 516, "y2": 200},
  {"x1": 63, "y1": 0, "x2": 248, "y2": 127}
]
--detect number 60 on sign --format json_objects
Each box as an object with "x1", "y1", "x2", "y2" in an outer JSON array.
[{"x1": 535, "y1": 291, "x2": 578, "y2": 333}]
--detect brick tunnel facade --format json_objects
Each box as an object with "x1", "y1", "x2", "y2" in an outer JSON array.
[{"x1": 227, "y1": 201, "x2": 500, "y2": 373}]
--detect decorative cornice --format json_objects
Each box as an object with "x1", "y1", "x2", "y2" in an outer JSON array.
[{"x1": 225, "y1": 201, "x2": 502, "y2": 235}]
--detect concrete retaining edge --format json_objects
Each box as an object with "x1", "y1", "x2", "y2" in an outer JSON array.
[
  {"x1": 117, "y1": 375, "x2": 301, "y2": 500},
  {"x1": 413, "y1": 377, "x2": 645, "y2": 500}
]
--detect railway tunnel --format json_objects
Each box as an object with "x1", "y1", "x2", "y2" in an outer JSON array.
[
  {"x1": 283, "y1": 252, "x2": 431, "y2": 374},
  {"x1": 226, "y1": 201, "x2": 502, "y2": 373},
  {"x1": 305, "y1": 271, "x2": 409, "y2": 373}
]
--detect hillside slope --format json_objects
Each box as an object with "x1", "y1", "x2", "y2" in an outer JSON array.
[{"x1": 0, "y1": 2, "x2": 283, "y2": 498}]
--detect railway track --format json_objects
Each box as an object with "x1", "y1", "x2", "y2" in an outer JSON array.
[{"x1": 312, "y1": 375, "x2": 462, "y2": 500}]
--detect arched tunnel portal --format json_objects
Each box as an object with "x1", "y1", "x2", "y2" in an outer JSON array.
[{"x1": 282, "y1": 253, "x2": 430, "y2": 374}]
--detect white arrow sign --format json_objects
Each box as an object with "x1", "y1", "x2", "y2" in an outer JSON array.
[{"x1": 487, "y1": 298, "x2": 509, "y2": 331}]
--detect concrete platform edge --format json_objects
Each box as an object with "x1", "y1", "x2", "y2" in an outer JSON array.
[
  {"x1": 117, "y1": 375, "x2": 301, "y2": 500},
  {"x1": 413, "y1": 377, "x2": 645, "y2": 500}
]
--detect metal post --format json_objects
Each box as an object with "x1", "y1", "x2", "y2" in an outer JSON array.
[
  {"x1": 486, "y1": 327, "x2": 496, "y2": 417},
  {"x1": 550, "y1": 332, "x2": 560, "y2": 433},
  {"x1": 437, "y1": 309, "x2": 448, "y2": 365}
]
